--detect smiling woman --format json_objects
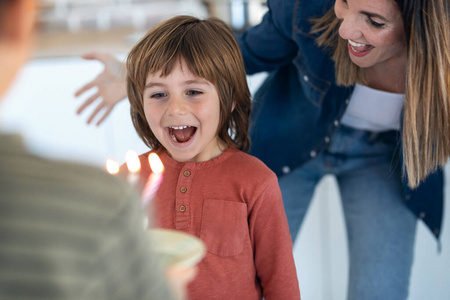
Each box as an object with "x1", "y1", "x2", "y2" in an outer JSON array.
[
  {"x1": 240, "y1": 0, "x2": 450, "y2": 299},
  {"x1": 313, "y1": 0, "x2": 450, "y2": 188},
  {"x1": 335, "y1": 0, "x2": 407, "y2": 72}
]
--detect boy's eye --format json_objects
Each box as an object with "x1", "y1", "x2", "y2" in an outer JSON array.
[
  {"x1": 151, "y1": 93, "x2": 166, "y2": 99},
  {"x1": 187, "y1": 90, "x2": 202, "y2": 96}
]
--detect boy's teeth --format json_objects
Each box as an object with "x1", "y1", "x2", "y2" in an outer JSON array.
[
  {"x1": 170, "y1": 132, "x2": 177, "y2": 142},
  {"x1": 170, "y1": 125, "x2": 189, "y2": 130}
]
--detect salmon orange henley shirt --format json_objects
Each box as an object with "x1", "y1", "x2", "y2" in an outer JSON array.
[{"x1": 136, "y1": 147, "x2": 301, "y2": 300}]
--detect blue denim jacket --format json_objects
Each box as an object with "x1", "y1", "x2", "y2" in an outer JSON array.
[{"x1": 236, "y1": 0, "x2": 443, "y2": 239}]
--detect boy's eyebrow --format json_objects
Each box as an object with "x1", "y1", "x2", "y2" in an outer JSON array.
[
  {"x1": 145, "y1": 82, "x2": 166, "y2": 89},
  {"x1": 184, "y1": 79, "x2": 211, "y2": 85},
  {"x1": 145, "y1": 79, "x2": 211, "y2": 89}
]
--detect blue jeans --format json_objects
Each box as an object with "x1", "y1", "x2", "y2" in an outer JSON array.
[{"x1": 279, "y1": 125, "x2": 417, "y2": 300}]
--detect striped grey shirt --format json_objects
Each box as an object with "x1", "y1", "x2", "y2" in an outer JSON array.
[{"x1": 0, "y1": 134, "x2": 174, "y2": 300}]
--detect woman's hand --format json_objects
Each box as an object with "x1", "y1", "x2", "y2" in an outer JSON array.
[{"x1": 75, "y1": 52, "x2": 127, "y2": 126}]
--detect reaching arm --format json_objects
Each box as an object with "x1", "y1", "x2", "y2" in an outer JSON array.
[
  {"x1": 74, "y1": 52, "x2": 127, "y2": 126},
  {"x1": 235, "y1": 0, "x2": 298, "y2": 75}
]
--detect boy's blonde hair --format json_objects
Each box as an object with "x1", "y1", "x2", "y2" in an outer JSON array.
[
  {"x1": 312, "y1": 0, "x2": 450, "y2": 188},
  {"x1": 126, "y1": 15, "x2": 252, "y2": 152}
]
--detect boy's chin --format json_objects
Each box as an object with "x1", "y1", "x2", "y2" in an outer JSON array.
[{"x1": 162, "y1": 145, "x2": 194, "y2": 162}]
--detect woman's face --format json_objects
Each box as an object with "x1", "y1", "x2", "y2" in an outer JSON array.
[{"x1": 334, "y1": 0, "x2": 407, "y2": 71}]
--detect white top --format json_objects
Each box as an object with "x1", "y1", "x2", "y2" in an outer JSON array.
[{"x1": 341, "y1": 83, "x2": 405, "y2": 132}]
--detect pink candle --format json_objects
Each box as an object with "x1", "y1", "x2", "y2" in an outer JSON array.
[{"x1": 142, "y1": 153, "x2": 164, "y2": 206}]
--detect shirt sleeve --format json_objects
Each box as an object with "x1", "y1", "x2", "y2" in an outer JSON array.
[
  {"x1": 235, "y1": 0, "x2": 298, "y2": 74},
  {"x1": 249, "y1": 174, "x2": 301, "y2": 300}
]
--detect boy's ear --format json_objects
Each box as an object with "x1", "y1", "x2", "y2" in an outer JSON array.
[
  {"x1": 231, "y1": 100, "x2": 236, "y2": 112},
  {"x1": 0, "y1": 0, "x2": 36, "y2": 43}
]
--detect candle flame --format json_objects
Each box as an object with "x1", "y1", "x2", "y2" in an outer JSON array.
[
  {"x1": 106, "y1": 159, "x2": 120, "y2": 175},
  {"x1": 149, "y1": 153, "x2": 164, "y2": 174},
  {"x1": 126, "y1": 150, "x2": 141, "y2": 173}
]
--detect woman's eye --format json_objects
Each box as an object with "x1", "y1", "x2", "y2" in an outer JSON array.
[
  {"x1": 187, "y1": 90, "x2": 202, "y2": 96},
  {"x1": 368, "y1": 18, "x2": 385, "y2": 28}
]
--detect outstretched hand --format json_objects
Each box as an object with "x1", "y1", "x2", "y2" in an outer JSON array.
[{"x1": 75, "y1": 52, "x2": 127, "y2": 126}]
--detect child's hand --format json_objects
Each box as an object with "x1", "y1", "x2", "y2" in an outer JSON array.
[{"x1": 74, "y1": 52, "x2": 127, "y2": 126}]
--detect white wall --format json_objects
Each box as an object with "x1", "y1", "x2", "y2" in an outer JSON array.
[{"x1": 1, "y1": 57, "x2": 449, "y2": 300}]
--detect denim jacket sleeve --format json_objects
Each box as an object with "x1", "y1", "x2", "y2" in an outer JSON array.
[{"x1": 235, "y1": 0, "x2": 298, "y2": 74}]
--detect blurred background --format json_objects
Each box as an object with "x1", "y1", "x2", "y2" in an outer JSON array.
[{"x1": 1, "y1": 1, "x2": 448, "y2": 299}]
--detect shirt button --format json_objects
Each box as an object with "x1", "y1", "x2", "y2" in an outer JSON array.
[
  {"x1": 434, "y1": 229, "x2": 440, "y2": 236},
  {"x1": 324, "y1": 136, "x2": 330, "y2": 143},
  {"x1": 345, "y1": 98, "x2": 350, "y2": 104},
  {"x1": 179, "y1": 205, "x2": 186, "y2": 212},
  {"x1": 282, "y1": 166, "x2": 291, "y2": 174},
  {"x1": 183, "y1": 170, "x2": 191, "y2": 177},
  {"x1": 180, "y1": 187, "x2": 187, "y2": 193},
  {"x1": 334, "y1": 120, "x2": 339, "y2": 127},
  {"x1": 419, "y1": 212, "x2": 426, "y2": 219},
  {"x1": 303, "y1": 75, "x2": 309, "y2": 82},
  {"x1": 405, "y1": 194, "x2": 411, "y2": 201},
  {"x1": 310, "y1": 150, "x2": 317, "y2": 158}
]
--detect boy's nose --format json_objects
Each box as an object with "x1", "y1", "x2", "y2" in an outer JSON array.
[{"x1": 165, "y1": 96, "x2": 187, "y2": 116}]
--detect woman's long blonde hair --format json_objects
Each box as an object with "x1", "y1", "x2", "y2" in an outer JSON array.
[{"x1": 312, "y1": 0, "x2": 450, "y2": 188}]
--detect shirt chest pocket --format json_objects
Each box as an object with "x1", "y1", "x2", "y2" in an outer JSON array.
[{"x1": 200, "y1": 199, "x2": 248, "y2": 257}]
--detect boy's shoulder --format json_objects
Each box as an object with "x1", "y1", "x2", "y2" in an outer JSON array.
[{"x1": 227, "y1": 148, "x2": 277, "y2": 179}]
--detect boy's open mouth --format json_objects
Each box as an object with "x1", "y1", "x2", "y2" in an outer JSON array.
[{"x1": 168, "y1": 126, "x2": 197, "y2": 143}]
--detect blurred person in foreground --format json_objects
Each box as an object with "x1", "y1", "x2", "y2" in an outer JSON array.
[{"x1": 0, "y1": 0, "x2": 191, "y2": 299}]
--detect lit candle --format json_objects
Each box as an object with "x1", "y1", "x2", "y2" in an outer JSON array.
[
  {"x1": 106, "y1": 159, "x2": 120, "y2": 175},
  {"x1": 125, "y1": 150, "x2": 141, "y2": 186},
  {"x1": 142, "y1": 153, "x2": 164, "y2": 206}
]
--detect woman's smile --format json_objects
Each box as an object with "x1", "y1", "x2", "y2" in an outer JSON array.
[{"x1": 347, "y1": 39, "x2": 375, "y2": 57}]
